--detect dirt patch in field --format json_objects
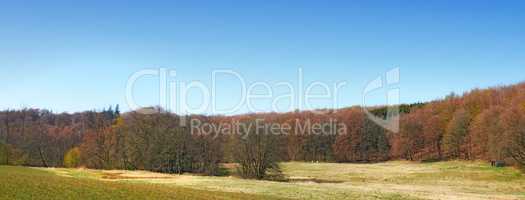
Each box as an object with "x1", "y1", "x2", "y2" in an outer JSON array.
[
  {"x1": 100, "y1": 171, "x2": 176, "y2": 180},
  {"x1": 286, "y1": 176, "x2": 345, "y2": 184},
  {"x1": 289, "y1": 178, "x2": 344, "y2": 184}
]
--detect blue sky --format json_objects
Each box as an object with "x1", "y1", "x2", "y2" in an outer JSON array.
[{"x1": 0, "y1": 1, "x2": 524, "y2": 114}]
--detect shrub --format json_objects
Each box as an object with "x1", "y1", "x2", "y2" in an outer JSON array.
[
  {"x1": 64, "y1": 147, "x2": 81, "y2": 168},
  {"x1": 232, "y1": 121, "x2": 281, "y2": 180}
]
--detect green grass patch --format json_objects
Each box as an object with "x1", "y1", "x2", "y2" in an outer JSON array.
[{"x1": 0, "y1": 166, "x2": 284, "y2": 200}]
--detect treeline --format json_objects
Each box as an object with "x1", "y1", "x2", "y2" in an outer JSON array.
[
  {"x1": 0, "y1": 107, "x2": 225, "y2": 175},
  {"x1": 391, "y1": 82, "x2": 525, "y2": 166},
  {"x1": 1, "y1": 82, "x2": 525, "y2": 178},
  {"x1": 0, "y1": 108, "x2": 119, "y2": 167},
  {"x1": 0, "y1": 105, "x2": 415, "y2": 177}
]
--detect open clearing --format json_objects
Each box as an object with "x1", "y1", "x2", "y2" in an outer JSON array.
[{"x1": 2, "y1": 161, "x2": 524, "y2": 200}]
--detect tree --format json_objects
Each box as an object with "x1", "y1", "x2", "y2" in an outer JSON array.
[
  {"x1": 1, "y1": 110, "x2": 11, "y2": 165},
  {"x1": 79, "y1": 113, "x2": 115, "y2": 169},
  {"x1": 501, "y1": 99, "x2": 525, "y2": 166},
  {"x1": 0, "y1": 142, "x2": 7, "y2": 165},
  {"x1": 442, "y1": 109, "x2": 471, "y2": 159},
  {"x1": 334, "y1": 108, "x2": 390, "y2": 162},
  {"x1": 232, "y1": 120, "x2": 281, "y2": 180},
  {"x1": 422, "y1": 114, "x2": 444, "y2": 160},
  {"x1": 361, "y1": 117, "x2": 390, "y2": 161},
  {"x1": 470, "y1": 107, "x2": 505, "y2": 160},
  {"x1": 64, "y1": 147, "x2": 81, "y2": 168},
  {"x1": 394, "y1": 111, "x2": 425, "y2": 160}
]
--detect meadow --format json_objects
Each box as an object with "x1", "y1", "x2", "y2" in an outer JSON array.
[{"x1": 1, "y1": 161, "x2": 524, "y2": 200}]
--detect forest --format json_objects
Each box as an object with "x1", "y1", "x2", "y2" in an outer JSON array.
[{"x1": 0, "y1": 82, "x2": 524, "y2": 179}]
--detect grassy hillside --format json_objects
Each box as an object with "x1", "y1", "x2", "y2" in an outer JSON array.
[
  {"x1": 1, "y1": 161, "x2": 524, "y2": 200},
  {"x1": 0, "y1": 166, "x2": 282, "y2": 200}
]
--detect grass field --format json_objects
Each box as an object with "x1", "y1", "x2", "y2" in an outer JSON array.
[
  {"x1": 1, "y1": 161, "x2": 524, "y2": 200},
  {"x1": 0, "y1": 166, "x2": 283, "y2": 200}
]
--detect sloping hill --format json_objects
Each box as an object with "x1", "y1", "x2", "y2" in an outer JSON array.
[{"x1": 0, "y1": 166, "x2": 284, "y2": 200}]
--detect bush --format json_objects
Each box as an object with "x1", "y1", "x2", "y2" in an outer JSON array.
[
  {"x1": 64, "y1": 147, "x2": 81, "y2": 168},
  {"x1": 232, "y1": 121, "x2": 281, "y2": 180}
]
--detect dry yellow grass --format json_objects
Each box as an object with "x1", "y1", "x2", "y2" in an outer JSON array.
[{"x1": 41, "y1": 161, "x2": 525, "y2": 200}]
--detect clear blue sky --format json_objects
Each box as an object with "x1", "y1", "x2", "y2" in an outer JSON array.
[{"x1": 1, "y1": 1, "x2": 524, "y2": 114}]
